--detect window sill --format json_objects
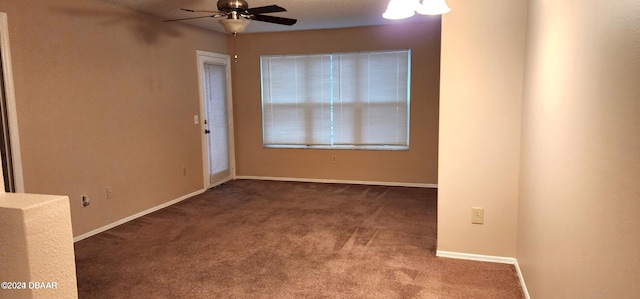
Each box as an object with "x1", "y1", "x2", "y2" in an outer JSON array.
[{"x1": 263, "y1": 144, "x2": 409, "y2": 151}]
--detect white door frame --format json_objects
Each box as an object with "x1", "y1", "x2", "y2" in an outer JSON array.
[
  {"x1": 196, "y1": 50, "x2": 235, "y2": 189},
  {"x1": 0, "y1": 12, "x2": 24, "y2": 193}
]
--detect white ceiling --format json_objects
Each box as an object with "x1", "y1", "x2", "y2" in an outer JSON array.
[{"x1": 100, "y1": 0, "x2": 431, "y2": 33}]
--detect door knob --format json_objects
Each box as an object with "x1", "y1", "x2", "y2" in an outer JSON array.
[{"x1": 204, "y1": 129, "x2": 211, "y2": 134}]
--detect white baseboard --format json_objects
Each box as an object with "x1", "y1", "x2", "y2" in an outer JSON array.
[
  {"x1": 73, "y1": 189, "x2": 206, "y2": 243},
  {"x1": 235, "y1": 175, "x2": 438, "y2": 188},
  {"x1": 514, "y1": 259, "x2": 531, "y2": 299},
  {"x1": 436, "y1": 250, "x2": 530, "y2": 299},
  {"x1": 436, "y1": 250, "x2": 516, "y2": 264}
]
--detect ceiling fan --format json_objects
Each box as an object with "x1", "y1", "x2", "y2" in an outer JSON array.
[{"x1": 163, "y1": 0, "x2": 297, "y2": 34}]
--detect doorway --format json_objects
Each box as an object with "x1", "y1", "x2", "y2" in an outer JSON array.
[{"x1": 197, "y1": 51, "x2": 235, "y2": 189}]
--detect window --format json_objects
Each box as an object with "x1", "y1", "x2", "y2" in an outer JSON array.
[{"x1": 261, "y1": 50, "x2": 410, "y2": 150}]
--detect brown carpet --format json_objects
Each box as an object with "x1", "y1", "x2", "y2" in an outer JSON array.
[{"x1": 74, "y1": 180, "x2": 524, "y2": 298}]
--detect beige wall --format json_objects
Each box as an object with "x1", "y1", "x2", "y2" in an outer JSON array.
[
  {"x1": 438, "y1": 0, "x2": 528, "y2": 256},
  {"x1": 0, "y1": 0, "x2": 229, "y2": 236},
  {"x1": 231, "y1": 21, "x2": 441, "y2": 185},
  {"x1": 441, "y1": 0, "x2": 640, "y2": 296},
  {"x1": 518, "y1": 0, "x2": 640, "y2": 297}
]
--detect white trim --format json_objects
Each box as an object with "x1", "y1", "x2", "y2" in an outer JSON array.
[
  {"x1": 235, "y1": 176, "x2": 437, "y2": 188},
  {"x1": 436, "y1": 250, "x2": 530, "y2": 299},
  {"x1": 436, "y1": 250, "x2": 516, "y2": 264},
  {"x1": 196, "y1": 50, "x2": 236, "y2": 189},
  {"x1": 514, "y1": 259, "x2": 531, "y2": 299},
  {"x1": 0, "y1": 12, "x2": 25, "y2": 192},
  {"x1": 73, "y1": 189, "x2": 206, "y2": 242}
]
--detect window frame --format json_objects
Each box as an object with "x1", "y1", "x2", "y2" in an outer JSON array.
[{"x1": 260, "y1": 50, "x2": 411, "y2": 151}]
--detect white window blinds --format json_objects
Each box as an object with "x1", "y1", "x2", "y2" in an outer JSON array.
[{"x1": 261, "y1": 50, "x2": 410, "y2": 150}]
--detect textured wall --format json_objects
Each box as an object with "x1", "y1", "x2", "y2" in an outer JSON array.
[
  {"x1": 518, "y1": 0, "x2": 640, "y2": 297},
  {"x1": 231, "y1": 21, "x2": 441, "y2": 185},
  {"x1": 0, "y1": 0, "x2": 229, "y2": 236},
  {"x1": 437, "y1": 0, "x2": 528, "y2": 256},
  {"x1": 0, "y1": 194, "x2": 77, "y2": 299}
]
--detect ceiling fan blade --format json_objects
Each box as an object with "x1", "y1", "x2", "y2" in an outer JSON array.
[
  {"x1": 163, "y1": 15, "x2": 219, "y2": 22},
  {"x1": 246, "y1": 5, "x2": 287, "y2": 14},
  {"x1": 250, "y1": 14, "x2": 297, "y2": 26},
  {"x1": 180, "y1": 8, "x2": 220, "y2": 13}
]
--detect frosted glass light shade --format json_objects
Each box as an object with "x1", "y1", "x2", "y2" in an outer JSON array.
[
  {"x1": 382, "y1": 0, "x2": 420, "y2": 19},
  {"x1": 218, "y1": 18, "x2": 250, "y2": 33},
  {"x1": 416, "y1": 0, "x2": 452, "y2": 15}
]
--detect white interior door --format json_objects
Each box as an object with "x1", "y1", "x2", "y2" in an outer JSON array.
[{"x1": 197, "y1": 51, "x2": 235, "y2": 189}]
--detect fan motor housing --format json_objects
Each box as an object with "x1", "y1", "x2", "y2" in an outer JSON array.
[{"x1": 217, "y1": 0, "x2": 249, "y2": 12}]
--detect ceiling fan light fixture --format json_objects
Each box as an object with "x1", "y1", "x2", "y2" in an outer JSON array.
[
  {"x1": 416, "y1": 0, "x2": 452, "y2": 15},
  {"x1": 382, "y1": 0, "x2": 419, "y2": 20},
  {"x1": 218, "y1": 18, "x2": 250, "y2": 33}
]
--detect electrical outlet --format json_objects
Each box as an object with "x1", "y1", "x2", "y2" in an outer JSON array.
[
  {"x1": 472, "y1": 207, "x2": 484, "y2": 224},
  {"x1": 106, "y1": 187, "x2": 113, "y2": 199},
  {"x1": 183, "y1": 167, "x2": 187, "y2": 176},
  {"x1": 82, "y1": 195, "x2": 90, "y2": 207},
  {"x1": 331, "y1": 156, "x2": 337, "y2": 164}
]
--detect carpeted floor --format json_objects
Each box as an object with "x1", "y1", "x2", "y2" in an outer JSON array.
[{"x1": 74, "y1": 180, "x2": 524, "y2": 298}]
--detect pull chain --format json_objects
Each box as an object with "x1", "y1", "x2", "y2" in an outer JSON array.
[{"x1": 233, "y1": 32, "x2": 238, "y2": 63}]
